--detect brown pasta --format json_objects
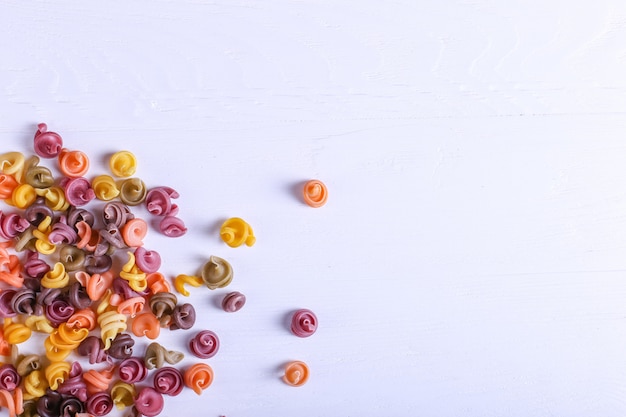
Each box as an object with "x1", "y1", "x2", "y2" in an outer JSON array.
[
  {"x1": 144, "y1": 342, "x2": 184, "y2": 370},
  {"x1": 119, "y1": 178, "x2": 147, "y2": 206}
]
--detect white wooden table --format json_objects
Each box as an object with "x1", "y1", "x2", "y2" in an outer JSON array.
[{"x1": 2, "y1": 1, "x2": 626, "y2": 416}]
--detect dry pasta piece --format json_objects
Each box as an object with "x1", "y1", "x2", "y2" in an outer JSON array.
[
  {"x1": 2, "y1": 318, "x2": 32, "y2": 344},
  {"x1": 45, "y1": 361, "x2": 71, "y2": 390},
  {"x1": 92, "y1": 175, "x2": 120, "y2": 201},
  {"x1": 58, "y1": 148, "x2": 89, "y2": 178},
  {"x1": 111, "y1": 382, "x2": 135, "y2": 410},
  {"x1": 173, "y1": 274, "x2": 203, "y2": 297},
  {"x1": 144, "y1": 342, "x2": 183, "y2": 370},
  {"x1": 35, "y1": 186, "x2": 69, "y2": 211},
  {"x1": 131, "y1": 313, "x2": 160, "y2": 339},
  {"x1": 119, "y1": 177, "x2": 147, "y2": 206},
  {"x1": 41, "y1": 261, "x2": 69, "y2": 288},
  {"x1": 109, "y1": 151, "x2": 137, "y2": 178},
  {"x1": 184, "y1": 363, "x2": 213, "y2": 395},
  {"x1": 22, "y1": 369, "x2": 47, "y2": 400},
  {"x1": 0, "y1": 152, "x2": 25, "y2": 182},
  {"x1": 98, "y1": 310, "x2": 128, "y2": 350},
  {"x1": 0, "y1": 175, "x2": 19, "y2": 200},
  {"x1": 117, "y1": 296, "x2": 145, "y2": 318},
  {"x1": 75, "y1": 271, "x2": 114, "y2": 301},
  {"x1": 200, "y1": 255, "x2": 233, "y2": 289},
  {"x1": 66, "y1": 308, "x2": 97, "y2": 331},
  {"x1": 146, "y1": 272, "x2": 170, "y2": 294},
  {"x1": 0, "y1": 387, "x2": 23, "y2": 417},
  {"x1": 14, "y1": 354, "x2": 40, "y2": 376},
  {"x1": 121, "y1": 218, "x2": 147, "y2": 247},
  {"x1": 9, "y1": 184, "x2": 37, "y2": 209},
  {"x1": 83, "y1": 366, "x2": 114, "y2": 395},
  {"x1": 44, "y1": 337, "x2": 72, "y2": 362},
  {"x1": 24, "y1": 315, "x2": 54, "y2": 334},
  {"x1": 47, "y1": 323, "x2": 90, "y2": 351},
  {"x1": 119, "y1": 252, "x2": 147, "y2": 292}
]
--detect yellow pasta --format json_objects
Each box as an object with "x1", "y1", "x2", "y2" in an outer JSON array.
[
  {"x1": 10, "y1": 183, "x2": 37, "y2": 209},
  {"x1": 35, "y1": 186, "x2": 69, "y2": 211},
  {"x1": 92, "y1": 174, "x2": 120, "y2": 200},
  {"x1": 174, "y1": 274, "x2": 203, "y2": 297},
  {"x1": 98, "y1": 310, "x2": 127, "y2": 350},
  {"x1": 119, "y1": 252, "x2": 147, "y2": 292},
  {"x1": 22, "y1": 370, "x2": 48, "y2": 400},
  {"x1": 44, "y1": 361, "x2": 70, "y2": 390},
  {"x1": 41, "y1": 262, "x2": 69, "y2": 288},
  {"x1": 24, "y1": 316, "x2": 54, "y2": 334},
  {"x1": 43, "y1": 337, "x2": 72, "y2": 362},
  {"x1": 0, "y1": 152, "x2": 25, "y2": 182},
  {"x1": 2, "y1": 318, "x2": 32, "y2": 344},
  {"x1": 111, "y1": 382, "x2": 135, "y2": 410}
]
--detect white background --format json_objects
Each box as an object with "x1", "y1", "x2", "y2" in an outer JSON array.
[{"x1": 2, "y1": 1, "x2": 626, "y2": 416}]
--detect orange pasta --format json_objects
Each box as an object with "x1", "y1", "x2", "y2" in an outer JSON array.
[
  {"x1": 131, "y1": 312, "x2": 160, "y2": 339},
  {"x1": 83, "y1": 366, "x2": 114, "y2": 395},
  {"x1": 184, "y1": 363, "x2": 213, "y2": 395}
]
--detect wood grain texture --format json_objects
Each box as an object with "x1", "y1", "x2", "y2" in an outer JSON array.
[{"x1": 1, "y1": 1, "x2": 626, "y2": 416}]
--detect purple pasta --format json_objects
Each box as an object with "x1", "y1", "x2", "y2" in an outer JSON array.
[
  {"x1": 67, "y1": 206, "x2": 95, "y2": 229},
  {"x1": 170, "y1": 303, "x2": 195, "y2": 330},
  {"x1": 102, "y1": 201, "x2": 134, "y2": 229},
  {"x1": 77, "y1": 336, "x2": 109, "y2": 365},
  {"x1": 290, "y1": 309, "x2": 318, "y2": 338},
  {"x1": 45, "y1": 298, "x2": 74, "y2": 327},
  {"x1": 35, "y1": 287, "x2": 62, "y2": 316},
  {"x1": 134, "y1": 247, "x2": 161, "y2": 273},
  {"x1": 63, "y1": 177, "x2": 95, "y2": 207},
  {"x1": 48, "y1": 221, "x2": 78, "y2": 245},
  {"x1": 34, "y1": 123, "x2": 63, "y2": 158},
  {"x1": 108, "y1": 332, "x2": 135, "y2": 360},
  {"x1": 112, "y1": 277, "x2": 143, "y2": 300},
  {"x1": 24, "y1": 199, "x2": 53, "y2": 226},
  {"x1": 23, "y1": 277, "x2": 41, "y2": 291},
  {"x1": 153, "y1": 366, "x2": 184, "y2": 396},
  {"x1": 10, "y1": 288, "x2": 36, "y2": 315},
  {"x1": 68, "y1": 282, "x2": 92, "y2": 310},
  {"x1": 159, "y1": 215, "x2": 187, "y2": 237},
  {"x1": 0, "y1": 211, "x2": 30, "y2": 239},
  {"x1": 0, "y1": 364, "x2": 21, "y2": 390},
  {"x1": 145, "y1": 186, "x2": 179, "y2": 217},
  {"x1": 23, "y1": 251, "x2": 50, "y2": 279},
  {"x1": 58, "y1": 362, "x2": 88, "y2": 401},
  {"x1": 221, "y1": 291, "x2": 246, "y2": 312},
  {"x1": 0, "y1": 290, "x2": 17, "y2": 318},
  {"x1": 99, "y1": 223, "x2": 127, "y2": 249},
  {"x1": 36, "y1": 389, "x2": 63, "y2": 417},
  {"x1": 59, "y1": 396, "x2": 84, "y2": 417},
  {"x1": 118, "y1": 357, "x2": 148, "y2": 383},
  {"x1": 134, "y1": 387, "x2": 164, "y2": 417},
  {"x1": 84, "y1": 254, "x2": 112, "y2": 274},
  {"x1": 85, "y1": 391, "x2": 113, "y2": 416},
  {"x1": 189, "y1": 330, "x2": 220, "y2": 359}
]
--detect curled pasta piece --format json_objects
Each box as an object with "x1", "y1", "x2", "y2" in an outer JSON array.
[
  {"x1": 109, "y1": 151, "x2": 137, "y2": 178},
  {"x1": 189, "y1": 330, "x2": 220, "y2": 359},
  {"x1": 146, "y1": 272, "x2": 170, "y2": 294},
  {"x1": 119, "y1": 252, "x2": 147, "y2": 292},
  {"x1": 0, "y1": 388, "x2": 22, "y2": 417},
  {"x1": 184, "y1": 363, "x2": 214, "y2": 395},
  {"x1": 0, "y1": 364, "x2": 21, "y2": 390},
  {"x1": 68, "y1": 282, "x2": 92, "y2": 310},
  {"x1": 85, "y1": 391, "x2": 113, "y2": 417},
  {"x1": 45, "y1": 361, "x2": 71, "y2": 390},
  {"x1": 119, "y1": 178, "x2": 147, "y2": 206},
  {"x1": 59, "y1": 396, "x2": 85, "y2": 417},
  {"x1": 102, "y1": 201, "x2": 133, "y2": 228},
  {"x1": 0, "y1": 290, "x2": 17, "y2": 319},
  {"x1": 0, "y1": 330, "x2": 9, "y2": 356},
  {"x1": 59, "y1": 246, "x2": 85, "y2": 271},
  {"x1": 24, "y1": 315, "x2": 54, "y2": 334},
  {"x1": 75, "y1": 271, "x2": 113, "y2": 301},
  {"x1": 117, "y1": 296, "x2": 145, "y2": 317},
  {"x1": 109, "y1": 332, "x2": 135, "y2": 360},
  {"x1": 23, "y1": 250, "x2": 50, "y2": 278},
  {"x1": 92, "y1": 175, "x2": 120, "y2": 201},
  {"x1": 41, "y1": 262, "x2": 69, "y2": 289},
  {"x1": 35, "y1": 390, "x2": 62, "y2": 417},
  {"x1": 36, "y1": 186, "x2": 69, "y2": 211},
  {"x1": 49, "y1": 221, "x2": 79, "y2": 246},
  {"x1": 77, "y1": 336, "x2": 109, "y2": 364},
  {"x1": 34, "y1": 123, "x2": 63, "y2": 158},
  {"x1": 118, "y1": 357, "x2": 147, "y2": 383},
  {"x1": 283, "y1": 360, "x2": 309, "y2": 387},
  {"x1": 83, "y1": 366, "x2": 114, "y2": 395},
  {"x1": 58, "y1": 361, "x2": 88, "y2": 402},
  {"x1": 200, "y1": 255, "x2": 233, "y2": 289},
  {"x1": 222, "y1": 291, "x2": 246, "y2": 313},
  {"x1": 98, "y1": 310, "x2": 127, "y2": 349},
  {"x1": 134, "y1": 387, "x2": 164, "y2": 417},
  {"x1": 131, "y1": 313, "x2": 160, "y2": 339},
  {"x1": 15, "y1": 354, "x2": 40, "y2": 376},
  {"x1": 220, "y1": 217, "x2": 256, "y2": 248},
  {"x1": 111, "y1": 382, "x2": 136, "y2": 410},
  {"x1": 0, "y1": 175, "x2": 18, "y2": 200},
  {"x1": 24, "y1": 162, "x2": 54, "y2": 189},
  {"x1": 174, "y1": 274, "x2": 203, "y2": 297},
  {"x1": 84, "y1": 254, "x2": 112, "y2": 275},
  {"x1": 159, "y1": 215, "x2": 187, "y2": 237},
  {"x1": 58, "y1": 148, "x2": 89, "y2": 178},
  {"x1": 2, "y1": 318, "x2": 32, "y2": 344},
  {"x1": 133, "y1": 247, "x2": 161, "y2": 273},
  {"x1": 44, "y1": 337, "x2": 72, "y2": 362},
  {"x1": 170, "y1": 303, "x2": 196, "y2": 331},
  {"x1": 153, "y1": 366, "x2": 184, "y2": 396},
  {"x1": 145, "y1": 186, "x2": 179, "y2": 216},
  {"x1": 0, "y1": 211, "x2": 29, "y2": 239},
  {"x1": 121, "y1": 218, "x2": 147, "y2": 247},
  {"x1": 0, "y1": 152, "x2": 25, "y2": 182},
  {"x1": 75, "y1": 221, "x2": 94, "y2": 250},
  {"x1": 10, "y1": 183, "x2": 37, "y2": 209},
  {"x1": 149, "y1": 291, "x2": 177, "y2": 325},
  {"x1": 11, "y1": 288, "x2": 36, "y2": 315},
  {"x1": 48, "y1": 323, "x2": 89, "y2": 351},
  {"x1": 45, "y1": 298, "x2": 75, "y2": 327},
  {"x1": 66, "y1": 308, "x2": 97, "y2": 331},
  {"x1": 0, "y1": 254, "x2": 24, "y2": 287},
  {"x1": 64, "y1": 177, "x2": 95, "y2": 207},
  {"x1": 22, "y1": 370, "x2": 47, "y2": 400},
  {"x1": 144, "y1": 342, "x2": 184, "y2": 370},
  {"x1": 24, "y1": 199, "x2": 52, "y2": 226}
]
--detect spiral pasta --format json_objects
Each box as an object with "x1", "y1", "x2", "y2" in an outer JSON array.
[
  {"x1": 200, "y1": 255, "x2": 233, "y2": 289},
  {"x1": 119, "y1": 178, "x2": 147, "y2": 206},
  {"x1": 2, "y1": 318, "x2": 31, "y2": 344},
  {"x1": 45, "y1": 361, "x2": 71, "y2": 390},
  {"x1": 58, "y1": 148, "x2": 89, "y2": 178},
  {"x1": 111, "y1": 382, "x2": 135, "y2": 410},
  {"x1": 92, "y1": 174, "x2": 120, "y2": 201},
  {"x1": 0, "y1": 387, "x2": 23, "y2": 417},
  {"x1": 22, "y1": 369, "x2": 48, "y2": 400},
  {"x1": 0, "y1": 174, "x2": 18, "y2": 200},
  {"x1": 24, "y1": 315, "x2": 54, "y2": 334},
  {"x1": 10, "y1": 184, "x2": 37, "y2": 209},
  {"x1": 14, "y1": 354, "x2": 40, "y2": 376},
  {"x1": 35, "y1": 186, "x2": 69, "y2": 211},
  {"x1": 0, "y1": 152, "x2": 25, "y2": 182},
  {"x1": 184, "y1": 363, "x2": 214, "y2": 395},
  {"x1": 119, "y1": 252, "x2": 147, "y2": 292},
  {"x1": 66, "y1": 308, "x2": 97, "y2": 331},
  {"x1": 131, "y1": 313, "x2": 160, "y2": 339},
  {"x1": 83, "y1": 366, "x2": 114, "y2": 395},
  {"x1": 40, "y1": 261, "x2": 69, "y2": 289},
  {"x1": 173, "y1": 274, "x2": 203, "y2": 297},
  {"x1": 98, "y1": 310, "x2": 128, "y2": 350},
  {"x1": 144, "y1": 342, "x2": 183, "y2": 370}
]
